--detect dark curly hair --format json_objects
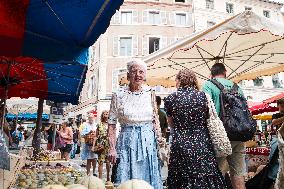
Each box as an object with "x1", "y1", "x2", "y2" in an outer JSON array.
[{"x1": 176, "y1": 69, "x2": 199, "y2": 90}]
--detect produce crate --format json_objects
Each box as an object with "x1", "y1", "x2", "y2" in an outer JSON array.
[{"x1": 0, "y1": 149, "x2": 27, "y2": 189}]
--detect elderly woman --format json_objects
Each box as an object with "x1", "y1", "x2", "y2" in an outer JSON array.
[
  {"x1": 164, "y1": 69, "x2": 226, "y2": 189},
  {"x1": 107, "y1": 59, "x2": 163, "y2": 189}
]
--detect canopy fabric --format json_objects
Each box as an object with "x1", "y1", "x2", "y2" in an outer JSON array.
[
  {"x1": 0, "y1": 0, "x2": 123, "y2": 104},
  {"x1": 263, "y1": 92, "x2": 284, "y2": 104},
  {"x1": 120, "y1": 11, "x2": 284, "y2": 87},
  {"x1": 249, "y1": 103, "x2": 278, "y2": 115},
  {"x1": 0, "y1": 57, "x2": 87, "y2": 104},
  {"x1": 6, "y1": 113, "x2": 49, "y2": 120},
  {"x1": 0, "y1": 0, "x2": 123, "y2": 63},
  {"x1": 6, "y1": 98, "x2": 50, "y2": 114},
  {"x1": 253, "y1": 114, "x2": 272, "y2": 120}
]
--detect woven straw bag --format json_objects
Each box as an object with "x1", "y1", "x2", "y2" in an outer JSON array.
[{"x1": 205, "y1": 93, "x2": 232, "y2": 157}]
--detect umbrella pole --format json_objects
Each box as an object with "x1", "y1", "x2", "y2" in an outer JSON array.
[
  {"x1": 32, "y1": 98, "x2": 44, "y2": 158},
  {"x1": 1, "y1": 61, "x2": 12, "y2": 131}
]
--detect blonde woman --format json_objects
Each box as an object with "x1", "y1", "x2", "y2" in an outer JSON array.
[{"x1": 93, "y1": 111, "x2": 110, "y2": 180}]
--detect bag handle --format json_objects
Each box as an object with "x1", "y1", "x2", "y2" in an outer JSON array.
[
  {"x1": 205, "y1": 93, "x2": 219, "y2": 119},
  {"x1": 151, "y1": 90, "x2": 162, "y2": 139}
]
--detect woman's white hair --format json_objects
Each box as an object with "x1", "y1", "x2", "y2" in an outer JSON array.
[{"x1": 126, "y1": 59, "x2": 147, "y2": 73}]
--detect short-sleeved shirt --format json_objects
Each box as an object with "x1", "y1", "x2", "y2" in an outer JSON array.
[
  {"x1": 158, "y1": 109, "x2": 168, "y2": 130},
  {"x1": 202, "y1": 78, "x2": 244, "y2": 115},
  {"x1": 272, "y1": 113, "x2": 284, "y2": 129},
  {"x1": 107, "y1": 86, "x2": 153, "y2": 126}
]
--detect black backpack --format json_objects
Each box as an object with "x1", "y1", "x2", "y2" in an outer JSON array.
[{"x1": 210, "y1": 79, "x2": 257, "y2": 142}]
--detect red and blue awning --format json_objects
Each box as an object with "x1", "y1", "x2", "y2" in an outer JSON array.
[{"x1": 0, "y1": 0, "x2": 123, "y2": 104}]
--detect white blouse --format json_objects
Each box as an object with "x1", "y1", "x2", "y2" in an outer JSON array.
[{"x1": 108, "y1": 86, "x2": 154, "y2": 126}]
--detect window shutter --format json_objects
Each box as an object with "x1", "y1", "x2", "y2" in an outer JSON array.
[
  {"x1": 161, "y1": 37, "x2": 167, "y2": 49},
  {"x1": 112, "y1": 11, "x2": 120, "y2": 24},
  {"x1": 87, "y1": 78, "x2": 92, "y2": 98},
  {"x1": 169, "y1": 12, "x2": 175, "y2": 26},
  {"x1": 113, "y1": 36, "x2": 119, "y2": 56},
  {"x1": 168, "y1": 37, "x2": 175, "y2": 45},
  {"x1": 187, "y1": 13, "x2": 193, "y2": 26},
  {"x1": 161, "y1": 11, "x2": 167, "y2": 25},
  {"x1": 142, "y1": 36, "x2": 148, "y2": 56},
  {"x1": 133, "y1": 10, "x2": 139, "y2": 24},
  {"x1": 143, "y1": 11, "x2": 148, "y2": 24},
  {"x1": 133, "y1": 35, "x2": 138, "y2": 56}
]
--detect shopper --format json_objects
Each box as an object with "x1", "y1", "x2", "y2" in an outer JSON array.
[
  {"x1": 202, "y1": 63, "x2": 246, "y2": 189},
  {"x1": 164, "y1": 68, "x2": 226, "y2": 189},
  {"x1": 156, "y1": 96, "x2": 168, "y2": 138},
  {"x1": 108, "y1": 59, "x2": 163, "y2": 189},
  {"x1": 45, "y1": 124, "x2": 55, "y2": 150},
  {"x1": 58, "y1": 122, "x2": 73, "y2": 160},
  {"x1": 80, "y1": 114, "x2": 98, "y2": 175},
  {"x1": 94, "y1": 110, "x2": 110, "y2": 181}
]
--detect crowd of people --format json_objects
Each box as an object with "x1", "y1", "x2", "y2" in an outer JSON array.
[{"x1": 1, "y1": 58, "x2": 284, "y2": 189}]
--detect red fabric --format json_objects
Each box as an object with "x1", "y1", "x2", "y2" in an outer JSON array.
[
  {"x1": 0, "y1": 0, "x2": 30, "y2": 56},
  {"x1": 263, "y1": 92, "x2": 284, "y2": 104},
  {"x1": 0, "y1": 56, "x2": 48, "y2": 99},
  {"x1": 248, "y1": 101, "x2": 278, "y2": 115}
]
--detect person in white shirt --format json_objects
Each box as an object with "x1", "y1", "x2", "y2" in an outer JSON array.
[{"x1": 80, "y1": 113, "x2": 97, "y2": 175}]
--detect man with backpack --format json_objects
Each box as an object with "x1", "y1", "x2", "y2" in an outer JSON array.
[{"x1": 203, "y1": 63, "x2": 256, "y2": 189}]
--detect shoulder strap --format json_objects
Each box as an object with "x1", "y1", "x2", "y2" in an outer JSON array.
[
  {"x1": 231, "y1": 83, "x2": 239, "y2": 93},
  {"x1": 210, "y1": 79, "x2": 225, "y2": 91}
]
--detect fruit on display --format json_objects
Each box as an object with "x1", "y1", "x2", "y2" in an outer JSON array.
[
  {"x1": 66, "y1": 184, "x2": 88, "y2": 189},
  {"x1": 30, "y1": 150, "x2": 61, "y2": 161},
  {"x1": 16, "y1": 165, "x2": 86, "y2": 189},
  {"x1": 78, "y1": 175, "x2": 105, "y2": 189},
  {"x1": 43, "y1": 185, "x2": 69, "y2": 189},
  {"x1": 117, "y1": 179, "x2": 154, "y2": 189},
  {"x1": 105, "y1": 181, "x2": 115, "y2": 189}
]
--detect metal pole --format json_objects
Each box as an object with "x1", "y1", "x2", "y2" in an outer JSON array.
[{"x1": 1, "y1": 61, "x2": 12, "y2": 131}]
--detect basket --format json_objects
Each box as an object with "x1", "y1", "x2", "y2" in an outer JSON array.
[
  {"x1": 84, "y1": 132, "x2": 96, "y2": 145},
  {"x1": 0, "y1": 149, "x2": 27, "y2": 189}
]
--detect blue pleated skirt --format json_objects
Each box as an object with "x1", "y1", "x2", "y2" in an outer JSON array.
[{"x1": 114, "y1": 122, "x2": 163, "y2": 189}]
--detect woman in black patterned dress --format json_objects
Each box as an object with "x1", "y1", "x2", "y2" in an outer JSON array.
[{"x1": 164, "y1": 69, "x2": 226, "y2": 189}]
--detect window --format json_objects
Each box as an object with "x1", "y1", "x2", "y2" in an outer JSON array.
[
  {"x1": 207, "y1": 21, "x2": 216, "y2": 27},
  {"x1": 88, "y1": 75, "x2": 96, "y2": 98},
  {"x1": 119, "y1": 37, "x2": 132, "y2": 56},
  {"x1": 206, "y1": 0, "x2": 214, "y2": 9},
  {"x1": 148, "y1": 11, "x2": 160, "y2": 25},
  {"x1": 175, "y1": 13, "x2": 186, "y2": 26},
  {"x1": 272, "y1": 74, "x2": 282, "y2": 88},
  {"x1": 149, "y1": 37, "x2": 160, "y2": 54},
  {"x1": 253, "y1": 77, "x2": 264, "y2": 87},
  {"x1": 121, "y1": 11, "x2": 132, "y2": 24},
  {"x1": 175, "y1": 0, "x2": 185, "y2": 2},
  {"x1": 226, "y1": 3, "x2": 234, "y2": 14},
  {"x1": 263, "y1": 10, "x2": 270, "y2": 18},
  {"x1": 245, "y1": 6, "x2": 252, "y2": 11},
  {"x1": 112, "y1": 68, "x2": 127, "y2": 91}
]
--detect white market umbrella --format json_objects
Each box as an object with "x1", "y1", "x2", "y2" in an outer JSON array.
[{"x1": 120, "y1": 11, "x2": 284, "y2": 87}]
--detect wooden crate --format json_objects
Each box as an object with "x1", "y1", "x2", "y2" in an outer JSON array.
[{"x1": 0, "y1": 150, "x2": 27, "y2": 189}]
